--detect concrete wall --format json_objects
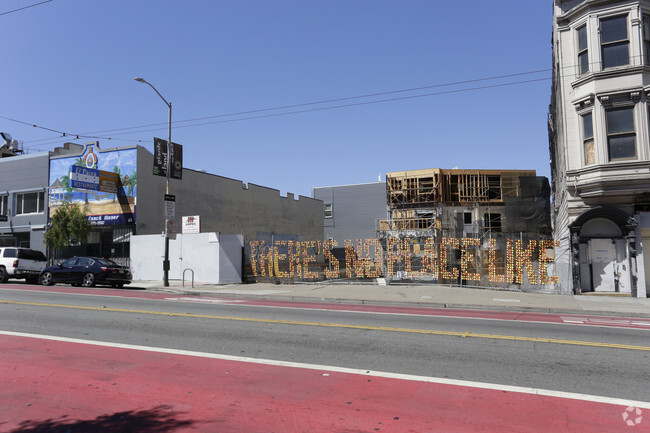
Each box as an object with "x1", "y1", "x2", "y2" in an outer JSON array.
[
  {"x1": 0, "y1": 152, "x2": 50, "y2": 252},
  {"x1": 130, "y1": 232, "x2": 243, "y2": 284},
  {"x1": 313, "y1": 182, "x2": 388, "y2": 246},
  {"x1": 136, "y1": 146, "x2": 323, "y2": 245}
]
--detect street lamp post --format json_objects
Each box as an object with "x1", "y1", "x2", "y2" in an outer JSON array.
[{"x1": 134, "y1": 77, "x2": 172, "y2": 287}]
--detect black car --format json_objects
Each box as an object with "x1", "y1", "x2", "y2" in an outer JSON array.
[{"x1": 40, "y1": 256, "x2": 132, "y2": 288}]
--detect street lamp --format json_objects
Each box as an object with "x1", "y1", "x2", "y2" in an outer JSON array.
[{"x1": 134, "y1": 77, "x2": 172, "y2": 287}]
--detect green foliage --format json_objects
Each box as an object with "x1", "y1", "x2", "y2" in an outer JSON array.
[
  {"x1": 124, "y1": 171, "x2": 137, "y2": 197},
  {"x1": 60, "y1": 174, "x2": 73, "y2": 196},
  {"x1": 44, "y1": 202, "x2": 91, "y2": 249}
]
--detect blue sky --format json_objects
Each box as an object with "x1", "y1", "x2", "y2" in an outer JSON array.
[{"x1": 2, "y1": 0, "x2": 553, "y2": 198}]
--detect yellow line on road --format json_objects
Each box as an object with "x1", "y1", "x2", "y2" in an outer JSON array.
[{"x1": 2, "y1": 299, "x2": 649, "y2": 352}]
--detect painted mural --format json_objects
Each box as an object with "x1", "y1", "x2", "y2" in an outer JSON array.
[{"x1": 49, "y1": 145, "x2": 137, "y2": 226}]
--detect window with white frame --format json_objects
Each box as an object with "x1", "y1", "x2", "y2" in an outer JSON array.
[
  {"x1": 577, "y1": 24, "x2": 589, "y2": 74},
  {"x1": 644, "y1": 15, "x2": 650, "y2": 65},
  {"x1": 582, "y1": 112, "x2": 596, "y2": 165},
  {"x1": 15, "y1": 191, "x2": 45, "y2": 215},
  {"x1": 0, "y1": 195, "x2": 7, "y2": 216},
  {"x1": 601, "y1": 15, "x2": 629, "y2": 69},
  {"x1": 606, "y1": 106, "x2": 636, "y2": 160},
  {"x1": 324, "y1": 203, "x2": 333, "y2": 218}
]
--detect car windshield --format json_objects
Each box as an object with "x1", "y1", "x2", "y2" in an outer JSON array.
[{"x1": 97, "y1": 259, "x2": 119, "y2": 266}]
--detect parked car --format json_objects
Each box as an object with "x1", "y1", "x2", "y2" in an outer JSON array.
[
  {"x1": 0, "y1": 247, "x2": 48, "y2": 284},
  {"x1": 39, "y1": 256, "x2": 132, "y2": 288}
]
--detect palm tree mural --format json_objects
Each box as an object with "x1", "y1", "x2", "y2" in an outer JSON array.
[
  {"x1": 112, "y1": 165, "x2": 121, "y2": 202},
  {"x1": 60, "y1": 174, "x2": 73, "y2": 198},
  {"x1": 124, "y1": 171, "x2": 137, "y2": 198}
]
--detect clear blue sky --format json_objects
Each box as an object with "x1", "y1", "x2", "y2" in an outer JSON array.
[{"x1": 2, "y1": 0, "x2": 553, "y2": 198}]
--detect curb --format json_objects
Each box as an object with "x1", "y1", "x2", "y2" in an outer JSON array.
[{"x1": 144, "y1": 287, "x2": 650, "y2": 319}]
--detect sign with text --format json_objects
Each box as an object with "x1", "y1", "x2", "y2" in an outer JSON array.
[
  {"x1": 70, "y1": 165, "x2": 121, "y2": 194},
  {"x1": 153, "y1": 137, "x2": 183, "y2": 180},
  {"x1": 249, "y1": 237, "x2": 560, "y2": 286},
  {"x1": 70, "y1": 165, "x2": 99, "y2": 190},
  {"x1": 164, "y1": 194, "x2": 175, "y2": 220},
  {"x1": 182, "y1": 215, "x2": 201, "y2": 234},
  {"x1": 98, "y1": 170, "x2": 120, "y2": 194}
]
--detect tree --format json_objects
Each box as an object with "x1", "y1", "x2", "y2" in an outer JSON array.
[{"x1": 44, "y1": 202, "x2": 91, "y2": 250}]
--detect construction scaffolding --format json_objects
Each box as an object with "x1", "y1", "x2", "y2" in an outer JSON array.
[
  {"x1": 379, "y1": 168, "x2": 552, "y2": 290},
  {"x1": 382, "y1": 168, "x2": 537, "y2": 234}
]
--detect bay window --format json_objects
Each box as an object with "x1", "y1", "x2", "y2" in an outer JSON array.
[
  {"x1": 605, "y1": 106, "x2": 636, "y2": 161},
  {"x1": 577, "y1": 24, "x2": 589, "y2": 74},
  {"x1": 644, "y1": 15, "x2": 650, "y2": 65},
  {"x1": 582, "y1": 112, "x2": 595, "y2": 165},
  {"x1": 601, "y1": 15, "x2": 629, "y2": 69}
]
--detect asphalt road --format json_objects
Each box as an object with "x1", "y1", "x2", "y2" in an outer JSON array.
[{"x1": 1, "y1": 286, "x2": 649, "y2": 402}]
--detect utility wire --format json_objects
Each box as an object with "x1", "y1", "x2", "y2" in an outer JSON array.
[
  {"x1": 0, "y1": 0, "x2": 53, "y2": 16},
  {"x1": 15, "y1": 69, "x2": 552, "y2": 149},
  {"x1": 109, "y1": 77, "x2": 552, "y2": 136},
  {"x1": 85, "y1": 68, "x2": 552, "y2": 135},
  {"x1": 15, "y1": 75, "x2": 550, "y2": 150}
]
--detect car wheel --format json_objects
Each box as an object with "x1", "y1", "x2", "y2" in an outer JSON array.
[
  {"x1": 40, "y1": 271, "x2": 54, "y2": 286},
  {"x1": 0, "y1": 267, "x2": 8, "y2": 284},
  {"x1": 82, "y1": 272, "x2": 95, "y2": 287}
]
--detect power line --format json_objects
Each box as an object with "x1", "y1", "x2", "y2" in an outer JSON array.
[
  {"x1": 15, "y1": 74, "x2": 550, "y2": 151},
  {"x1": 77, "y1": 68, "x2": 553, "y2": 136},
  {"x1": 111, "y1": 77, "x2": 552, "y2": 135},
  {"x1": 0, "y1": 0, "x2": 53, "y2": 16}
]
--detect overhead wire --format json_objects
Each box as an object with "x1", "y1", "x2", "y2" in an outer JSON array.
[
  {"x1": 10, "y1": 68, "x2": 553, "y2": 151},
  {"x1": 0, "y1": 0, "x2": 53, "y2": 16}
]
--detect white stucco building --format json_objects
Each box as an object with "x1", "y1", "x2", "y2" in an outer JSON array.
[{"x1": 549, "y1": 0, "x2": 650, "y2": 296}]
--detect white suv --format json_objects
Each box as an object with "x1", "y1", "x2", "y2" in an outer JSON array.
[{"x1": 0, "y1": 247, "x2": 48, "y2": 284}]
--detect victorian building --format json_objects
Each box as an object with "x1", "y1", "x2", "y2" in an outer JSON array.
[{"x1": 549, "y1": 0, "x2": 650, "y2": 296}]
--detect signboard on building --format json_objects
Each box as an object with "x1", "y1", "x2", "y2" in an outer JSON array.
[
  {"x1": 153, "y1": 137, "x2": 183, "y2": 180},
  {"x1": 70, "y1": 165, "x2": 99, "y2": 190},
  {"x1": 49, "y1": 144, "x2": 137, "y2": 226},
  {"x1": 182, "y1": 215, "x2": 201, "y2": 234},
  {"x1": 70, "y1": 165, "x2": 120, "y2": 194},
  {"x1": 98, "y1": 170, "x2": 120, "y2": 194}
]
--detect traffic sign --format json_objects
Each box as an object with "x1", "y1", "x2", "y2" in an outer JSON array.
[{"x1": 164, "y1": 194, "x2": 175, "y2": 220}]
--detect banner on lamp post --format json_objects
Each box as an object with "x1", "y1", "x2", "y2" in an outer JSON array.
[{"x1": 153, "y1": 137, "x2": 183, "y2": 180}]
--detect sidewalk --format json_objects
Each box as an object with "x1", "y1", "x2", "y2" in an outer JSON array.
[{"x1": 129, "y1": 280, "x2": 650, "y2": 318}]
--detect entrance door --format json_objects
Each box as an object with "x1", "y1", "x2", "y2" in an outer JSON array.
[
  {"x1": 579, "y1": 243, "x2": 592, "y2": 292},
  {"x1": 589, "y1": 239, "x2": 616, "y2": 292}
]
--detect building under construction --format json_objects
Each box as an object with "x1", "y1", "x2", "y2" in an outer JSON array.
[{"x1": 379, "y1": 168, "x2": 552, "y2": 289}]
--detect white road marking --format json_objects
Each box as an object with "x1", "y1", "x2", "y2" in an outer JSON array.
[
  {"x1": 1, "y1": 329, "x2": 649, "y2": 409},
  {"x1": 561, "y1": 316, "x2": 650, "y2": 328},
  {"x1": 164, "y1": 297, "x2": 246, "y2": 304}
]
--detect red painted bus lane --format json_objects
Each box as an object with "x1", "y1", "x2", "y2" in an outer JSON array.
[{"x1": 0, "y1": 333, "x2": 647, "y2": 432}]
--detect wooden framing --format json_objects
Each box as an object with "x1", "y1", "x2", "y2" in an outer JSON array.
[{"x1": 386, "y1": 168, "x2": 535, "y2": 209}]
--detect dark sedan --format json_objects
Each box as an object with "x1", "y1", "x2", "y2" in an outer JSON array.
[{"x1": 40, "y1": 256, "x2": 132, "y2": 288}]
